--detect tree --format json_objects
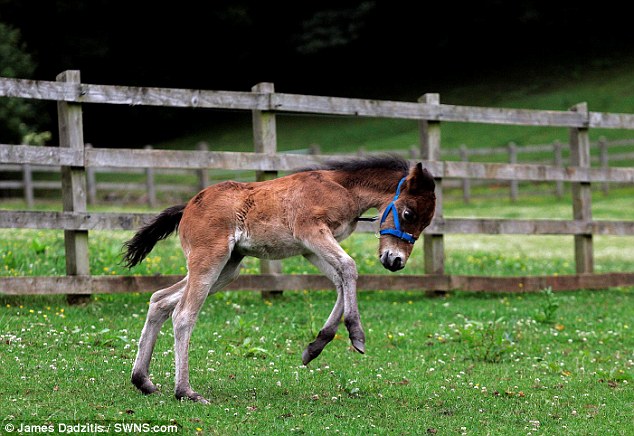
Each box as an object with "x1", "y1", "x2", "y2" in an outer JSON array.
[{"x1": 0, "y1": 21, "x2": 48, "y2": 144}]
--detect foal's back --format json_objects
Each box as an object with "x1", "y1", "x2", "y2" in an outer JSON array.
[{"x1": 178, "y1": 171, "x2": 359, "y2": 260}]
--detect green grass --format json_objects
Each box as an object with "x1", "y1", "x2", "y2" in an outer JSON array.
[{"x1": 1, "y1": 286, "x2": 633, "y2": 434}]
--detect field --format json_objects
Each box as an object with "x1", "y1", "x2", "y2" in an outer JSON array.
[
  {"x1": 1, "y1": 286, "x2": 633, "y2": 435},
  {"x1": 1, "y1": 190, "x2": 633, "y2": 434}
]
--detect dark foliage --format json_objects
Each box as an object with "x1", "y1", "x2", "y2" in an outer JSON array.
[{"x1": 1, "y1": 0, "x2": 633, "y2": 146}]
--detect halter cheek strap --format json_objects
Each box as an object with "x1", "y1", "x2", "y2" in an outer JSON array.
[{"x1": 379, "y1": 177, "x2": 417, "y2": 244}]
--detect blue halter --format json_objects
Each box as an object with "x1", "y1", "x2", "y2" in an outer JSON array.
[{"x1": 379, "y1": 177, "x2": 417, "y2": 244}]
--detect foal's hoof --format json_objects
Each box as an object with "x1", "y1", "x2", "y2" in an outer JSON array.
[
  {"x1": 175, "y1": 389, "x2": 210, "y2": 405},
  {"x1": 131, "y1": 374, "x2": 159, "y2": 395},
  {"x1": 344, "y1": 320, "x2": 366, "y2": 355},
  {"x1": 302, "y1": 346, "x2": 322, "y2": 366},
  {"x1": 302, "y1": 330, "x2": 335, "y2": 366},
  {"x1": 347, "y1": 327, "x2": 366, "y2": 354},
  {"x1": 351, "y1": 338, "x2": 365, "y2": 355}
]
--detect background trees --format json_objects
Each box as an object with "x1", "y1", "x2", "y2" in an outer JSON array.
[
  {"x1": 0, "y1": 21, "x2": 43, "y2": 143},
  {"x1": 1, "y1": 0, "x2": 633, "y2": 146}
]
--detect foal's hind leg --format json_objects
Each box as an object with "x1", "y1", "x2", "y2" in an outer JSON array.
[
  {"x1": 172, "y1": 251, "x2": 243, "y2": 404},
  {"x1": 132, "y1": 277, "x2": 187, "y2": 394}
]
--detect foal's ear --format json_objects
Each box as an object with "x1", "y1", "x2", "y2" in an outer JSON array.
[{"x1": 406, "y1": 163, "x2": 436, "y2": 193}]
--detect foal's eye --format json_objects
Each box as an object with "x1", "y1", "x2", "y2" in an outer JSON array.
[{"x1": 402, "y1": 209, "x2": 415, "y2": 222}]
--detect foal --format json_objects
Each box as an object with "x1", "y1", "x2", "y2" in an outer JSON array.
[{"x1": 123, "y1": 155, "x2": 436, "y2": 403}]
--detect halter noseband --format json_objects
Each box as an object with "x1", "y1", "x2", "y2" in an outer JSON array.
[{"x1": 379, "y1": 177, "x2": 417, "y2": 244}]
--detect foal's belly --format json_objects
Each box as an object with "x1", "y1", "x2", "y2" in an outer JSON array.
[
  {"x1": 233, "y1": 221, "x2": 357, "y2": 260},
  {"x1": 234, "y1": 231, "x2": 307, "y2": 260},
  {"x1": 235, "y1": 242, "x2": 307, "y2": 260}
]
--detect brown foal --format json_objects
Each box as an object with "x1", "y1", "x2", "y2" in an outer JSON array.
[{"x1": 123, "y1": 155, "x2": 436, "y2": 404}]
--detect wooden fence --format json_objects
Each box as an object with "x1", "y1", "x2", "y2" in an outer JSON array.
[
  {"x1": 1, "y1": 71, "x2": 634, "y2": 296},
  {"x1": 0, "y1": 142, "x2": 280, "y2": 208},
  {"x1": 2, "y1": 138, "x2": 633, "y2": 207},
  {"x1": 448, "y1": 138, "x2": 634, "y2": 202}
]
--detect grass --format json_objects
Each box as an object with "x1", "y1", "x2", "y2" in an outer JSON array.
[{"x1": 1, "y1": 286, "x2": 632, "y2": 434}]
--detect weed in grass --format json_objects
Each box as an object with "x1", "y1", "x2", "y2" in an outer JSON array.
[
  {"x1": 450, "y1": 314, "x2": 519, "y2": 363},
  {"x1": 535, "y1": 287, "x2": 560, "y2": 324},
  {"x1": 225, "y1": 315, "x2": 270, "y2": 359},
  {"x1": 385, "y1": 330, "x2": 406, "y2": 349}
]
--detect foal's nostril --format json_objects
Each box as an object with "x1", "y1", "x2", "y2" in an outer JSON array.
[
  {"x1": 380, "y1": 252, "x2": 388, "y2": 265},
  {"x1": 380, "y1": 252, "x2": 404, "y2": 271}
]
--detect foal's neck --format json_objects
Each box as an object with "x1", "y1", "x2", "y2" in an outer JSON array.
[{"x1": 333, "y1": 169, "x2": 407, "y2": 213}]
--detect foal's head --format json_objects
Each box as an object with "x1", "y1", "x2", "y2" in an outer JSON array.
[{"x1": 378, "y1": 163, "x2": 436, "y2": 271}]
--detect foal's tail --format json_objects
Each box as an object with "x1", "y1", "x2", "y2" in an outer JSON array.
[{"x1": 122, "y1": 204, "x2": 186, "y2": 268}]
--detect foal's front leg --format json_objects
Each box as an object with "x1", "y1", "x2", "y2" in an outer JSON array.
[
  {"x1": 301, "y1": 253, "x2": 344, "y2": 365},
  {"x1": 301, "y1": 236, "x2": 365, "y2": 365}
]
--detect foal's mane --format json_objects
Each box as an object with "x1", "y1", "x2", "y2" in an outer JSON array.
[{"x1": 295, "y1": 154, "x2": 410, "y2": 175}]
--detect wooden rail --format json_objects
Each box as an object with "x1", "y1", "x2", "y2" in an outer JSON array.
[
  {"x1": 3, "y1": 138, "x2": 632, "y2": 206},
  {"x1": 1, "y1": 72, "x2": 634, "y2": 295},
  {"x1": 4, "y1": 143, "x2": 634, "y2": 182},
  {"x1": 3, "y1": 76, "x2": 634, "y2": 128},
  {"x1": 2, "y1": 273, "x2": 632, "y2": 295}
]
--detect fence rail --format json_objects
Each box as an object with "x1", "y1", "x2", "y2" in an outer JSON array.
[
  {"x1": 1, "y1": 72, "x2": 634, "y2": 296},
  {"x1": 4, "y1": 76, "x2": 634, "y2": 128},
  {"x1": 3, "y1": 210, "x2": 634, "y2": 236},
  {"x1": 2, "y1": 138, "x2": 634, "y2": 206},
  {"x1": 2, "y1": 272, "x2": 632, "y2": 296}
]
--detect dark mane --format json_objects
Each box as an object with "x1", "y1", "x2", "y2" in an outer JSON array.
[{"x1": 295, "y1": 154, "x2": 410, "y2": 174}]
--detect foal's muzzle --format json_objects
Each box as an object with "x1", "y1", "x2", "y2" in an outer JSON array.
[{"x1": 380, "y1": 250, "x2": 405, "y2": 272}]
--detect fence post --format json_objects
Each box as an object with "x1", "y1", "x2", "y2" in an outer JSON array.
[
  {"x1": 22, "y1": 163, "x2": 34, "y2": 208},
  {"x1": 409, "y1": 145, "x2": 419, "y2": 159},
  {"x1": 308, "y1": 143, "x2": 321, "y2": 155},
  {"x1": 459, "y1": 144, "x2": 471, "y2": 203},
  {"x1": 252, "y1": 82, "x2": 282, "y2": 298},
  {"x1": 197, "y1": 142, "x2": 210, "y2": 192},
  {"x1": 569, "y1": 102, "x2": 593, "y2": 273},
  {"x1": 598, "y1": 136, "x2": 609, "y2": 195},
  {"x1": 85, "y1": 144, "x2": 97, "y2": 205},
  {"x1": 553, "y1": 140, "x2": 564, "y2": 199},
  {"x1": 57, "y1": 70, "x2": 90, "y2": 304},
  {"x1": 144, "y1": 145, "x2": 157, "y2": 208},
  {"x1": 419, "y1": 93, "x2": 444, "y2": 294},
  {"x1": 507, "y1": 142, "x2": 518, "y2": 202}
]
